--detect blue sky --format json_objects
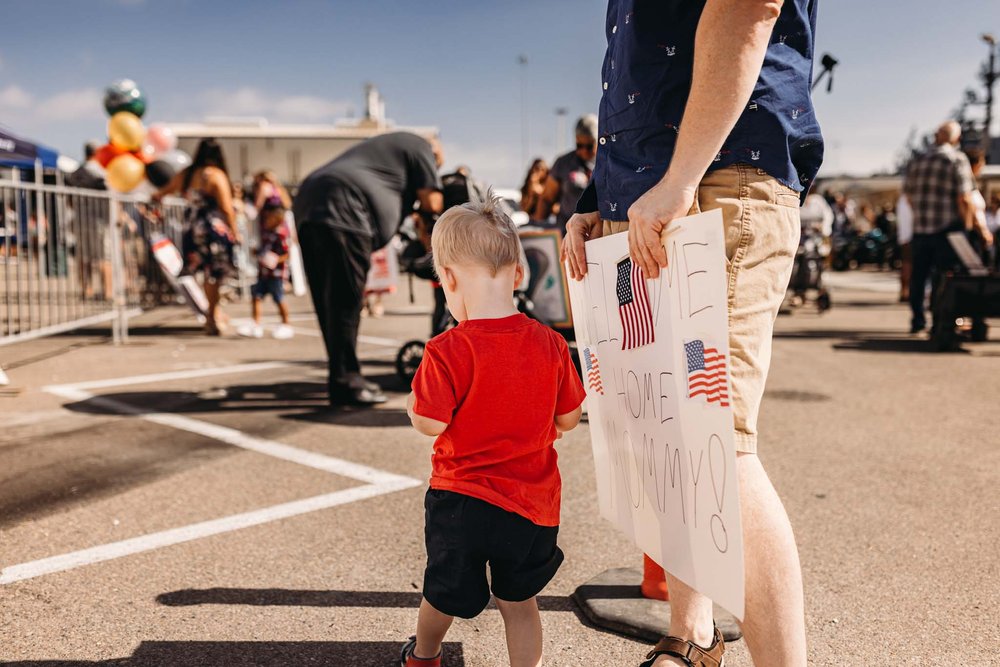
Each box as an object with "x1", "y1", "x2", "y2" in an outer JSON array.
[{"x1": 1, "y1": 0, "x2": 999, "y2": 186}]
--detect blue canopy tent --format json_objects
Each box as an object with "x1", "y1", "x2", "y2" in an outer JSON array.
[{"x1": 0, "y1": 127, "x2": 60, "y2": 170}]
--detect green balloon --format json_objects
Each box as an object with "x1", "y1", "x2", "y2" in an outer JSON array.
[{"x1": 103, "y1": 79, "x2": 147, "y2": 118}]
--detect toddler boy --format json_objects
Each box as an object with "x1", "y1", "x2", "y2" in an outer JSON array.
[
  {"x1": 239, "y1": 196, "x2": 294, "y2": 339},
  {"x1": 402, "y1": 194, "x2": 586, "y2": 667}
]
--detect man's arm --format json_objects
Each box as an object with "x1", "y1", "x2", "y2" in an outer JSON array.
[
  {"x1": 627, "y1": 0, "x2": 784, "y2": 278},
  {"x1": 416, "y1": 189, "x2": 443, "y2": 215},
  {"x1": 533, "y1": 176, "x2": 561, "y2": 220}
]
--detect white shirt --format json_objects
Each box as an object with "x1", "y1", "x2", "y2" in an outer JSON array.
[{"x1": 896, "y1": 195, "x2": 913, "y2": 245}]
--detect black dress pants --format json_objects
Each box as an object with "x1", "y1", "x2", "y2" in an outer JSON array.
[
  {"x1": 298, "y1": 223, "x2": 372, "y2": 397},
  {"x1": 909, "y1": 231, "x2": 957, "y2": 329}
]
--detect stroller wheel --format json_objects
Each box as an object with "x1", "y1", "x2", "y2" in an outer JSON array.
[
  {"x1": 396, "y1": 340, "x2": 426, "y2": 385},
  {"x1": 817, "y1": 290, "x2": 831, "y2": 312}
]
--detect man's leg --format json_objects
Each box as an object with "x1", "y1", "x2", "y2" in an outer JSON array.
[
  {"x1": 326, "y1": 229, "x2": 372, "y2": 393},
  {"x1": 735, "y1": 453, "x2": 806, "y2": 664},
  {"x1": 653, "y1": 454, "x2": 805, "y2": 667},
  {"x1": 909, "y1": 235, "x2": 933, "y2": 331},
  {"x1": 297, "y1": 224, "x2": 338, "y2": 381}
]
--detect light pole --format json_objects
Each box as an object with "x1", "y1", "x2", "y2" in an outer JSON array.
[
  {"x1": 980, "y1": 33, "x2": 997, "y2": 159},
  {"x1": 518, "y1": 54, "x2": 529, "y2": 169},
  {"x1": 555, "y1": 107, "x2": 568, "y2": 154}
]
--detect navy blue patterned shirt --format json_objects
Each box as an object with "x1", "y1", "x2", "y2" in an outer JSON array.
[{"x1": 578, "y1": 0, "x2": 824, "y2": 221}]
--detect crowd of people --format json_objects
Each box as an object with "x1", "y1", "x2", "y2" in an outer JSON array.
[{"x1": 48, "y1": 50, "x2": 993, "y2": 667}]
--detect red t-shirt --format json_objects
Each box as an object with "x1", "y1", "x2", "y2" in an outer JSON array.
[{"x1": 411, "y1": 313, "x2": 586, "y2": 527}]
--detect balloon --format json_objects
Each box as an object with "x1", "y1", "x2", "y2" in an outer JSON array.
[
  {"x1": 94, "y1": 143, "x2": 127, "y2": 168},
  {"x1": 146, "y1": 149, "x2": 192, "y2": 188},
  {"x1": 108, "y1": 111, "x2": 146, "y2": 152},
  {"x1": 103, "y1": 79, "x2": 147, "y2": 118},
  {"x1": 145, "y1": 160, "x2": 175, "y2": 188},
  {"x1": 160, "y1": 148, "x2": 192, "y2": 172},
  {"x1": 139, "y1": 142, "x2": 157, "y2": 163},
  {"x1": 145, "y1": 124, "x2": 177, "y2": 154},
  {"x1": 106, "y1": 154, "x2": 146, "y2": 192}
]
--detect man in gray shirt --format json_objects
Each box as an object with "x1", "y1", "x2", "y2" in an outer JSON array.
[
  {"x1": 294, "y1": 132, "x2": 443, "y2": 406},
  {"x1": 533, "y1": 115, "x2": 597, "y2": 232}
]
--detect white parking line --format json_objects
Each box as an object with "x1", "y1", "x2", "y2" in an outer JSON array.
[
  {"x1": 2, "y1": 364, "x2": 421, "y2": 586},
  {"x1": 358, "y1": 334, "x2": 405, "y2": 347}
]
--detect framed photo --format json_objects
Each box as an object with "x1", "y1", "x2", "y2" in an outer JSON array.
[{"x1": 518, "y1": 228, "x2": 573, "y2": 329}]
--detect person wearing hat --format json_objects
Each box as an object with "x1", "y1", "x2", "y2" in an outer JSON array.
[{"x1": 533, "y1": 115, "x2": 598, "y2": 234}]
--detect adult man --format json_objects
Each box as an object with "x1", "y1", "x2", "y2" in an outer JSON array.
[
  {"x1": 533, "y1": 115, "x2": 598, "y2": 232},
  {"x1": 66, "y1": 141, "x2": 106, "y2": 190},
  {"x1": 294, "y1": 132, "x2": 443, "y2": 406},
  {"x1": 563, "y1": 1, "x2": 822, "y2": 665},
  {"x1": 902, "y1": 121, "x2": 974, "y2": 334}
]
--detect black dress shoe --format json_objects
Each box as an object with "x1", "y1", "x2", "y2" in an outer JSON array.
[{"x1": 330, "y1": 386, "x2": 388, "y2": 407}]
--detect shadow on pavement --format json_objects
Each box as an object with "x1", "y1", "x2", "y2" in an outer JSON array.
[
  {"x1": 5, "y1": 640, "x2": 465, "y2": 666},
  {"x1": 831, "y1": 338, "x2": 969, "y2": 354},
  {"x1": 775, "y1": 328, "x2": 980, "y2": 354},
  {"x1": 62, "y1": 382, "x2": 331, "y2": 416},
  {"x1": 282, "y1": 407, "x2": 414, "y2": 428},
  {"x1": 156, "y1": 587, "x2": 577, "y2": 613},
  {"x1": 773, "y1": 328, "x2": 899, "y2": 341}
]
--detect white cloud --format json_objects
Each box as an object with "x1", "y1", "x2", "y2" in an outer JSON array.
[
  {"x1": 197, "y1": 87, "x2": 351, "y2": 123},
  {"x1": 0, "y1": 85, "x2": 34, "y2": 110},
  {"x1": 0, "y1": 85, "x2": 102, "y2": 122},
  {"x1": 40, "y1": 88, "x2": 103, "y2": 121}
]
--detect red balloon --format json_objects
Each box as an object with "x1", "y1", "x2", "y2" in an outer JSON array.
[{"x1": 94, "y1": 143, "x2": 127, "y2": 168}]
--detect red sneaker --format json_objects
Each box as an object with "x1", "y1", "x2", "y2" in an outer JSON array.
[{"x1": 400, "y1": 636, "x2": 442, "y2": 667}]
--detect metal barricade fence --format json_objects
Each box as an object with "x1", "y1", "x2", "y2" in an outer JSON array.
[{"x1": 0, "y1": 177, "x2": 193, "y2": 346}]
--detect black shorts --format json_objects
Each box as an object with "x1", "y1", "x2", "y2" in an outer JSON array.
[
  {"x1": 422, "y1": 489, "x2": 563, "y2": 619},
  {"x1": 251, "y1": 276, "x2": 285, "y2": 303}
]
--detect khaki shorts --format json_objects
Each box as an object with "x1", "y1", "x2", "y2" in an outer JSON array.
[{"x1": 603, "y1": 164, "x2": 800, "y2": 453}]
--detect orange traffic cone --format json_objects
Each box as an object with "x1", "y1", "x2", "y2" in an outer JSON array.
[{"x1": 641, "y1": 553, "x2": 669, "y2": 601}]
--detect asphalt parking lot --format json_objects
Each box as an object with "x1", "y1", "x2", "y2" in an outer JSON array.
[{"x1": 1, "y1": 272, "x2": 998, "y2": 666}]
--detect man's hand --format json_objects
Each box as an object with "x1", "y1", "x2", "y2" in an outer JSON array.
[
  {"x1": 562, "y1": 211, "x2": 603, "y2": 280},
  {"x1": 626, "y1": 181, "x2": 696, "y2": 278}
]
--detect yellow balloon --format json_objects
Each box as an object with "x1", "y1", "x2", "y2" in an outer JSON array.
[
  {"x1": 108, "y1": 111, "x2": 146, "y2": 152},
  {"x1": 106, "y1": 154, "x2": 146, "y2": 192}
]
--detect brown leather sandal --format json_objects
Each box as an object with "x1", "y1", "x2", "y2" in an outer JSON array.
[{"x1": 638, "y1": 625, "x2": 725, "y2": 667}]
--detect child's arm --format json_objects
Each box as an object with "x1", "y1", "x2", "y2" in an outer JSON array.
[
  {"x1": 554, "y1": 406, "x2": 582, "y2": 433},
  {"x1": 407, "y1": 392, "x2": 448, "y2": 437}
]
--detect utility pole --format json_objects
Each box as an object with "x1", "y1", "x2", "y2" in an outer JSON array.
[
  {"x1": 555, "y1": 107, "x2": 569, "y2": 154},
  {"x1": 981, "y1": 34, "x2": 997, "y2": 160},
  {"x1": 518, "y1": 55, "x2": 529, "y2": 169}
]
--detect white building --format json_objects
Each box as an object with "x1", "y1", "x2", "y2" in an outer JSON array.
[{"x1": 167, "y1": 85, "x2": 437, "y2": 187}]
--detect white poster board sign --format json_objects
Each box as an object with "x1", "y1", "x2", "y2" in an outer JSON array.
[{"x1": 567, "y1": 209, "x2": 745, "y2": 619}]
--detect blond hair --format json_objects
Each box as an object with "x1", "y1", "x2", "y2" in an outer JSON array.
[{"x1": 432, "y1": 191, "x2": 521, "y2": 277}]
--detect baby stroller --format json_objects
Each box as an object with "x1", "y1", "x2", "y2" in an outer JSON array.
[
  {"x1": 394, "y1": 172, "x2": 546, "y2": 383},
  {"x1": 788, "y1": 223, "x2": 831, "y2": 312}
]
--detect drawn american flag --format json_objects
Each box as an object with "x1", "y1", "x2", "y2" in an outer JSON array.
[
  {"x1": 583, "y1": 347, "x2": 604, "y2": 395},
  {"x1": 616, "y1": 258, "x2": 655, "y2": 350},
  {"x1": 685, "y1": 340, "x2": 730, "y2": 407}
]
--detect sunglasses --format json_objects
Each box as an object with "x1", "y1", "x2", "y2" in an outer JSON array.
[{"x1": 577, "y1": 142, "x2": 596, "y2": 150}]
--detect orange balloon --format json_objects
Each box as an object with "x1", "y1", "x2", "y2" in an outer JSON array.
[
  {"x1": 94, "y1": 143, "x2": 127, "y2": 168},
  {"x1": 106, "y1": 153, "x2": 146, "y2": 192},
  {"x1": 108, "y1": 111, "x2": 146, "y2": 152}
]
